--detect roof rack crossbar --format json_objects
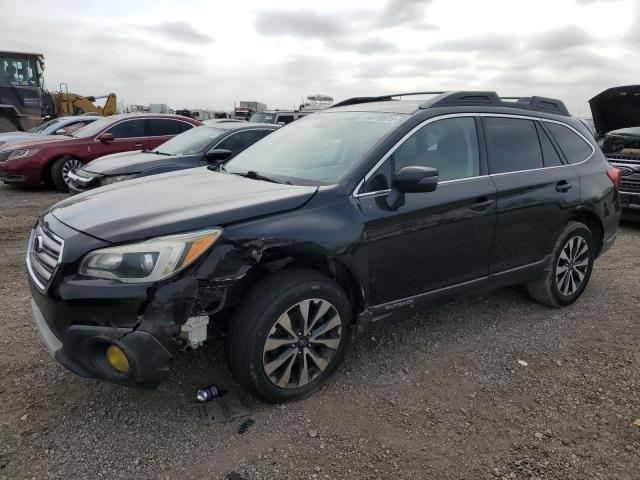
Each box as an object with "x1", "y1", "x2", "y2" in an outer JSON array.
[
  {"x1": 425, "y1": 91, "x2": 570, "y2": 116},
  {"x1": 331, "y1": 91, "x2": 445, "y2": 109},
  {"x1": 331, "y1": 91, "x2": 570, "y2": 116}
]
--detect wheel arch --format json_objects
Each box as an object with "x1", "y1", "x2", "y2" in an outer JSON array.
[
  {"x1": 41, "y1": 154, "x2": 83, "y2": 184},
  {"x1": 218, "y1": 245, "x2": 366, "y2": 322},
  {"x1": 569, "y1": 208, "x2": 604, "y2": 256}
]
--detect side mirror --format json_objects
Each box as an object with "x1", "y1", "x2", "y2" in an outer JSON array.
[
  {"x1": 205, "y1": 148, "x2": 233, "y2": 164},
  {"x1": 393, "y1": 166, "x2": 439, "y2": 193},
  {"x1": 97, "y1": 133, "x2": 114, "y2": 142},
  {"x1": 384, "y1": 166, "x2": 439, "y2": 210},
  {"x1": 276, "y1": 121, "x2": 286, "y2": 126},
  {"x1": 54, "y1": 128, "x2": 66, "y2": 135}
]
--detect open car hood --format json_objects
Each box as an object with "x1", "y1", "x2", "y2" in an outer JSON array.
[
  {"x1": 589, "y1": 85, "x2": 640, "y2": 137},
  {"x1": 49, "y1": 167, "x2": 318, "y2": 243}
]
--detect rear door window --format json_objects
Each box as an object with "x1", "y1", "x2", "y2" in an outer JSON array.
[
  {"x1": 216, "y1": 130, "x2": 265, "y2": 153},
  {"x1": 276, "y1": 115, "x2": 295, "y2": 125},
  {"x1": 150, "y1": 119, "x2": 183, "y2": 137},
  {"x1": 484, "y1": 117, "x2": 543, "y2": 174},
  {"x1": 179, "y1": 121, "x2": 195, "y2": 132},
  {"x1": 105, "y1": 119, "x2": 146, "y2": 139},
  {"x1": 545, "y1": 123, "x2": 593, "y2": 164}
]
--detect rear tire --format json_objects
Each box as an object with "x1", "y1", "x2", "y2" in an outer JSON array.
[
  {"x1": 227, "y1": 269, "x2": 352, "y2": 403},
  {"x1": 526, "y1": 221, "x2": 595, "y2": 307},
  {"x1": 0, "y1": 116, "x2": 17, "y2": 132},
  {"x1": 51, "y1": 156, "x2": 83, "y2": 192}
]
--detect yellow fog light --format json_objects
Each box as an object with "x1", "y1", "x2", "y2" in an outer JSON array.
[{"x1": 106, "y1": 345, "x2": 130, "y2": 373}]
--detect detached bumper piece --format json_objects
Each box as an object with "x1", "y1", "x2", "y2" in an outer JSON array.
[{"x1": 31, "y1": 299, "x2": 172, "y2": 389}]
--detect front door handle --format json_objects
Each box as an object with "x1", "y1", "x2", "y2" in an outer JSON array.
[
  {"x1": 556, "y1": 180, "x2": 573, "y2": 193},
  {"x1": 134, "y1": 143, "x2": 144, "y2": 148},
  {"x1": 470, "y1": 196, "x2": 495, "y2": 212}
]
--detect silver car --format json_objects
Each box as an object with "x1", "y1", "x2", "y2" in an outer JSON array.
[{"x1": 0, "y1": 115, "x2": 101, "y2": 147}]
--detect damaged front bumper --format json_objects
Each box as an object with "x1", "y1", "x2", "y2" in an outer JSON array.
[{"x1": 31, "y1": 298, "x2": 172, "y2": 389}]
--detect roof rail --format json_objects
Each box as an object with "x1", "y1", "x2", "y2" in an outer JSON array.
[
  {"x1": 331, "y1": 92, "x2": 445, "y2": 109},
  {"x1": 426, "y1": 91, "x2": 570, "y2": 116},
  {"x1": 331, "y1": 91, "x2": 571, "y2": 116}
]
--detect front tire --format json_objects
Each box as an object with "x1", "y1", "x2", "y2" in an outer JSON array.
[
  {"x1": 227, "y1": 269, "x2": 352, "y2": 403},
  {"x1": 526, "y1": 221, "x2": 595, "y2": 307},
  {"x1": 51, "y1": 156, "x2": 83, "y2": 192}
]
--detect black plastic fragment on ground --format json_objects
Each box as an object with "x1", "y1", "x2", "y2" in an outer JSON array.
[
  {"x1": 238, "y1": 418, "x2": 255, "y2": 434},
  {"x1": 188, "y1": 391, "x2": 249, "y2": 425}
]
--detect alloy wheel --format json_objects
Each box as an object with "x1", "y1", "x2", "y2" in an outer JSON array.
[
  {"x1": 555, "y1": 235, "x2": 590, "y2": 296},
  {"x1": 62, "y1": 159, "x2": 83, "y2": 186},
  {"x1": 263, "y1": 298, "x2": 342, "y2": 389}
]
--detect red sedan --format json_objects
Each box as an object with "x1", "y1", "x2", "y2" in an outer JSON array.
[{"x1": 0, "y1": 114, "x2": 202, "y2": 191}]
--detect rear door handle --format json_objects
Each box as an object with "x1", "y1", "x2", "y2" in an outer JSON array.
[
  {"x1": 470, "y1": 196, "x2": 495, "y2": 212},
  {"x1": 134, "y1": 143, "x2": 144, "y2": 148},
  {"x1": 556, "y1": 180, "x2": 573, "y2": 193}
]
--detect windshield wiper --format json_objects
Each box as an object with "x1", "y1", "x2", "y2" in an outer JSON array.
[
  {"x1": 232, "y1": 170, "x2": 290, "y2": 184},
  {"x1": 144, "y1": 150, "x2": 171, "y2": 156}
]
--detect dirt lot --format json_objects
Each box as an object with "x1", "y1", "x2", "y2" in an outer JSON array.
[{"x1": 0, "y1": 183, "x2": 638, "y2": 480}]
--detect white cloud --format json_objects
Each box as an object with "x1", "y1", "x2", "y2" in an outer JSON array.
[{"x1": 0, "y1": 0, "x2": 638, "y2": 115}]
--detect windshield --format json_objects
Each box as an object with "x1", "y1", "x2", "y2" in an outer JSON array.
[
  {"x1": 249, "y1": 112, "x2": 274, "y2": 123},
  {"x1": 226, "y1": 111, "x2": 405, "y2": 184},
  {"x1": 28, "y1": 117, "x2": 64, "y2": 133},
  {"x1": 155, "y1": 126, "x2": 225, "y2": 155},
  {"x1": 71, "y1": 117, "x2": 114, "y2": 138},
  {"x1": 0, "y1": 56, "x2": 42, "y2": 87}
]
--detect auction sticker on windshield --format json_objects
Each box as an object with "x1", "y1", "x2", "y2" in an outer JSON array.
[{"x1": 356, "y1": 113, "x2": 403, "y2": 124}]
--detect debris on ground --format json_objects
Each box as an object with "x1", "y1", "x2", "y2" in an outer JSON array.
[{"x1": 238, "y1": 418, "x2": 255, "y2": 434}]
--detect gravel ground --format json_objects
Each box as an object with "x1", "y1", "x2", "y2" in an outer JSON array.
[{"x1": 0, "y1": 183, "x2": 638, "y2": 480}]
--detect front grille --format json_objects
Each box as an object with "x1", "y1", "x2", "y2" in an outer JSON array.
[
  {"x1": 607, "y1": 154, "x2": 640, "y2": 165},
  {"x1": 0, "y1": 151, "x2": 11, "y2": 163},
  {"x1": 27, "y1": 224, "x2": 64, "y2": 290},
  {"x1": 620, "y1": 177, "x2": 640, "y2": 194}
]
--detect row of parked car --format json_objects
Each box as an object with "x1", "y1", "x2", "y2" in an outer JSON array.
[
  {"x1": 16, "y1": 89, "x2": 630, "y2": 403},
  {"x1": 0, "y1": 113, "x2": 284, "y2": 192}
]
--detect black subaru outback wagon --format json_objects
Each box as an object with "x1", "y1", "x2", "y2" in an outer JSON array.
[{"x1": 28, "y1": 91, "x2": 621, "y2": 403}]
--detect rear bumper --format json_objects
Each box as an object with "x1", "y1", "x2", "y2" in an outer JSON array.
[{"x1": 31, "y1": 298, "x2": 173, "y2": 389}]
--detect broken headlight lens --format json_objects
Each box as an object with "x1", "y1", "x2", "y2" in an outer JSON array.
[{"x1": 78, "y1": 228, "x2": 222, "y2": 283}]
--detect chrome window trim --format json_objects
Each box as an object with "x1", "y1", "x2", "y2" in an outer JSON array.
[
  {"x1": 352, "y1": 112, "x2": 596, "y2": 198},
  {"x1": 355, "y1": 175, "x2": 489, "y2": 199}
]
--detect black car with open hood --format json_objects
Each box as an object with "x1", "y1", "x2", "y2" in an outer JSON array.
[{"x1": 590, "y1": 85, "x2": 640, "y2": 219}]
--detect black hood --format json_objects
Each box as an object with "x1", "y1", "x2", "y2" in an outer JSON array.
[
  {"x1": 589, "y1": 85, "x2": 640, "y2": 137},
  {"x1": 50, "y1": 167, "x2": 317, "y2": 243},
  {"x1": 83, "y1": 151, "x2": 189, "y2": 176}
]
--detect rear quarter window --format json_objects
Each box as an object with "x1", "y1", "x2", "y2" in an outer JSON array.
[{"x1": 545, "y1": 123, "x2": 593, "y2": 164}]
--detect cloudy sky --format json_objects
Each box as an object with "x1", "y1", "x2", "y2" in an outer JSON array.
[{"x1": 1, "y1": 0, "x2": 637, "y2": 115}]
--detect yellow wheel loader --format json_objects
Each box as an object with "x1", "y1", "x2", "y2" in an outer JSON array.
[{"x1": 0, "y1": 51, "x2": 116, "y2": 132}]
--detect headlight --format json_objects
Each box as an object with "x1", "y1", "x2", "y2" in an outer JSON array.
[
  {"x1": 78, "y1": 228, "x2": 222, "y2": 283},
  {"x1": 101, "y1": 174, "x2": 138, "y2": 185},
  {"x1": 7, "y1": 148, "x2": 41, "y2": 161}
]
